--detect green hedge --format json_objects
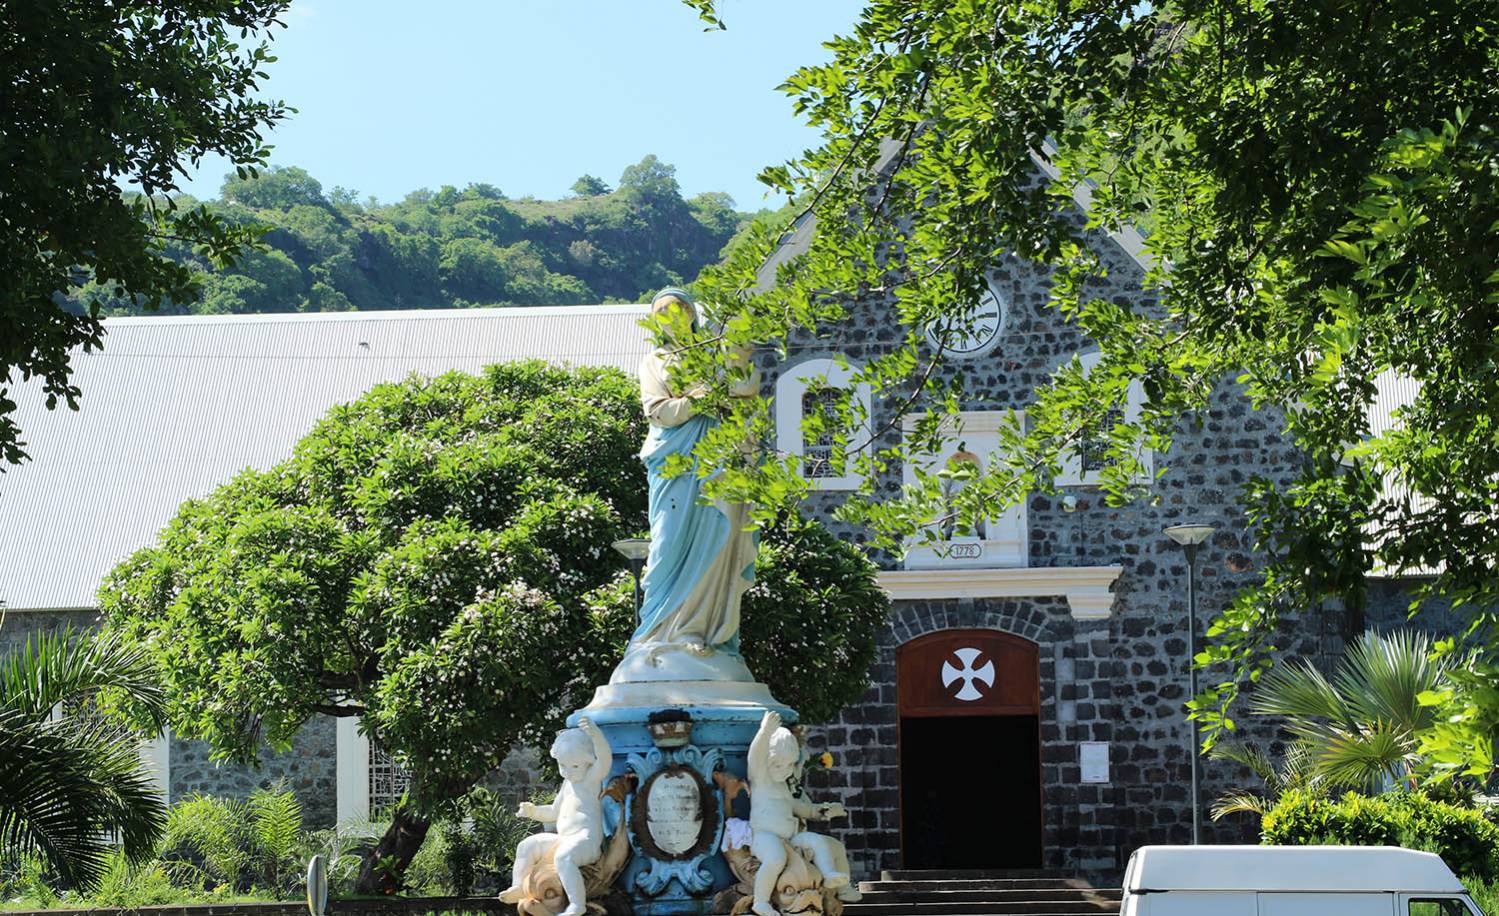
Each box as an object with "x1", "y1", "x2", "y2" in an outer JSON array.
[{"x1": 1262, "y1": 790, "x2": 1499, "y2": 882}]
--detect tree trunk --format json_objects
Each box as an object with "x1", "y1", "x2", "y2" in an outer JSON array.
[{"x1": 353, "y1": 807, "x2": 431, "y2": 896}]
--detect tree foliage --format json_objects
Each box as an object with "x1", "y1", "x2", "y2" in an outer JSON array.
[
  {"x1": 570, "y1": 175, "x2": 611, "y2": 197},
  {"x1": 675, "y1": 1, "x2": 1499, "y2": 761},
  {"x1": 1211, "y1": 630, "x2": 1465, "y2": 822},
  {"x1": 0, "y1": 627, "x2": 169, "y2": 889},
  {"x1": 98, "y1": 360, "x2": 886, "y2": 890},
  {"x1": 1262, "y1": 789, "x2": 1499, "y2": 883},
  {"x1": 1, "y1": 0, "x2": 291, "y2": 466},
  {"x1": 77, "y1": 155, "x2": 753, "y2": 319}
]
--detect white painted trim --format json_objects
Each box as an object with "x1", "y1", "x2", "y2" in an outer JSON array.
[
  {"x1": 900, "y1": 410, "x2": 1029, "y2": 569},
  {"x1": 775, "y1": 357, "x2": 872, "y2": 491},
  {"x1": 335, "y1": 716, "x2": 370, "y2": 827},
  {"x1": 139, "y1": 728, "x2": 170, "y2": 803},
  {"x1": 878, "y1": 566, "x2": 1124, "y2": 620}
]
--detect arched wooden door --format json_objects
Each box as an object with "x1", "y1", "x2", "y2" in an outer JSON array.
[{"x1": 897, "y1": 629, "x2": 1042, "y2": 869}]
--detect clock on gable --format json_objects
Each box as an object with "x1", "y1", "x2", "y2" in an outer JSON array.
[{"x1": 925, "y1": 281, "x2": 1007, "y2": 358}]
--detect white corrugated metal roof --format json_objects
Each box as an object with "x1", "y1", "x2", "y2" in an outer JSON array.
[{"x1": 0, "y1": 305, "x2": 653, "y2": 611}]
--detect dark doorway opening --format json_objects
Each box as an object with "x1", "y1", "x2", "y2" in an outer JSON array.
[{"x1": 899, "y1": 714, "x2": 1042, "y2": 869}]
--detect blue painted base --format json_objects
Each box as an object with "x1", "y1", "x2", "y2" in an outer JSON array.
[{"x1": 567, "y1": 702, "x2": 797, "y2": 916}]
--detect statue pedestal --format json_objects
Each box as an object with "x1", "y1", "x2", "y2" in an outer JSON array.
[{"x1": 565, "y1": 650, "x2": 795, "y2": 916}]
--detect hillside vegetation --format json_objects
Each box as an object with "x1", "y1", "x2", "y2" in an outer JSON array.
[{"x1": 79, "y1": 156, "x2": 756, "y2": 316}]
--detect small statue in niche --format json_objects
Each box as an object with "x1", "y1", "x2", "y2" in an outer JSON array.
[
  {"x1": 501, "y1": 719, "x2": 624, "y2": 916},
  {"x1": 739, "y1": 711, "x2": 860, "y2": 916}
]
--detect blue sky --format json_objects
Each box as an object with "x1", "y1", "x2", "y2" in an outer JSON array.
[{"x1": 176, "y1": 0, "x2": 866, "y2": 210}]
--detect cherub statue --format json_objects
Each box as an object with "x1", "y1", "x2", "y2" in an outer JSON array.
[
  {"x1": 746, "y1": 711, "x2": 859, "y2": 916},
  {"x1": 501, "y1": 718, "x2": 613, "y2": 916}
]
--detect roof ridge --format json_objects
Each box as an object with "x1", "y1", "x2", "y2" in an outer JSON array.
[{"x1": 99, "y1": 303, "x2": 650, "y2": 327}]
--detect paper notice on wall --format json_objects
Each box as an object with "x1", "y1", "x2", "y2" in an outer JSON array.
[{"x1": 1079, "y1": 741, "x2": 1110, "y2": 783}]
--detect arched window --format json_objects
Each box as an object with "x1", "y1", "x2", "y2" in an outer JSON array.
[
  {"x1": 1056, "y1": 351, "x2": 1153, "y2": 486},
  {"x1": 900, "y1": 410, "x2": 1028, "y2": 569},
  {"x1": 775, "y1": 357, "x2": 871, "y2": 491}
]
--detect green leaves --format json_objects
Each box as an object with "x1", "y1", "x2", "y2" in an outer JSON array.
[
  {"x1": 98, "y1": 361, "x2": 646, "y2": 809},
  {"x1": 675, "y1": 0, "x2": 1499, "y2": 765},
  {"x1": 1, "y1": 0, "x2": 292, "y2": 465},
  {"x1": 0, "y1": 628, "x2": 171, "y2": 889}
]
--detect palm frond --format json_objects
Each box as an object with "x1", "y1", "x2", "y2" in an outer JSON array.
[
  {"x1": 0, "y1": 710, "x2": 166, "y2": 888},
  {"x1": 1250, "y1": 657, "x2": 1350, "y2": 724},
  {"x1": 1314, "y1": 721, "x2": 1415, "y2": 791},
  {"x1": 1337, "y1": 630, "x2": 1447, "y2": 735},
  {"x1": 0, "y1": 626, "x2": 166, "y2": 730},
  {"x1": 248, "y1": 783, "x2": 303, "y2": 860},
  {"x1": 1210, "y1": 741, "x2": 1280, "y2": 786},
  {"x1": 0, "y1": 628, "x2": 169, "y2": 889},
  {"x1": 1211, "y1": 790, "x2": 1273, "y2": 821}
]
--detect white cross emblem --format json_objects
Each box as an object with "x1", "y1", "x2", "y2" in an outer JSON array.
[{"x1": 941, "y1": 647, "x2": 996, "y2": 702}]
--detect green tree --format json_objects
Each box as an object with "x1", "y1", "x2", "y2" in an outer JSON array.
[
  {"x1": 675, "y1": 1, "x2": 1499, "y2": 761},
  {"x1": 571, "y1": 175, "x2": 611, "y2": 197},
  {"x1": 438, "y1": 237, "x2": 509, "y2": 302},
  {"x1": 0, "y1": 628, "x2": 168, "y2": 889},
  {"x1": 688, "y1": 191, "x2": 741, "y2": 240},
  {"x1": 75, "y1": 162, "x2": 746, "y2": 318},
  {"x1": 1210, "y1": 630, "x2": 1460, "y2": 822},
  {"x1": 618, "y1": 154, "x2": 682, "y2": 207},
  {"x1": 1251, "y1": 631, "x2": 1461, "y2": 792},
  {"x1": 98, "y1": 361, "x2": 887, "y2": 894},
  {"x1": 1, "y1": 0, "x2": 291, "y2": 465},
  {"x1": 220, "y1": 166, "x2": 328, "y2": 212}
]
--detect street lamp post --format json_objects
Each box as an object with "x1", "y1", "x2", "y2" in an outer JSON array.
[
  {"x1": 1163, "y1": 522, "x2": 1216, "y2": 846},
  {"x1": 612, "y1": 538, "x2": 651, "y2": 627}
]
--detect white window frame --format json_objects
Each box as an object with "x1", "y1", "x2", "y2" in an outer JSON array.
[
  {"x1": 775, "y1": 357, "x2": 872, "y2": 491},
  {"x1": 1055, "y1": 350, "x2": 1154, "y2": 487},
  {"x1": 900, "y1": 410, "x2": 1028, "y2": 570}
]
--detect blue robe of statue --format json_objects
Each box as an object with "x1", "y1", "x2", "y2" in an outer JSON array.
[{"x1": 628, "y1": 339, "x2": 759, "y2": 656}]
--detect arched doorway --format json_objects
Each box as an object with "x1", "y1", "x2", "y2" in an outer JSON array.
[{"x1": 897, "y1": 629, "x2": 1042, "y2": 869}]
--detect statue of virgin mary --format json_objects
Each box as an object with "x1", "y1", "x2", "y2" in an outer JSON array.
[{"x1": 616, "y1": 288, "x2": 760, "y2": 680}]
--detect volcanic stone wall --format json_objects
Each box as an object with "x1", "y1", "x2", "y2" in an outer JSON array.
[{"x1": 170, "y1": 718, "x2": 339, "y2": 828}]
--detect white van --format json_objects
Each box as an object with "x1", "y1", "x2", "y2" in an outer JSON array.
[{"x1": 1120, "y1": 845, "x2": 1485, "y2": 915}]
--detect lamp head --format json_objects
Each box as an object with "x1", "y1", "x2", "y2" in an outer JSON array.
[
  {"x1": 612, "y1": 537, "x2": 651, "y2": 568},
  {"x1": 1163, "y1": 523, "x2": 1217, "y2": 547}
]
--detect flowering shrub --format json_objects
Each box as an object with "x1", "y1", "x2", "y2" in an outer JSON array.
[
  {"x1": 99, "y1": 361, "x2": 645, "y2": 890},
  {"x1": 98, "y1": 360, "x2": 888, "y2": 890}
]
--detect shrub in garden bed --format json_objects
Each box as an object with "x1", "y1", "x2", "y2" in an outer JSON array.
[{"x1": 1262, "y1": 789, "x2": 1499, "y2": 882}]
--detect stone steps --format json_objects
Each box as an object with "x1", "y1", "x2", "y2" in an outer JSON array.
[{"x1": 845, "y1": 869, "x2": 1119, "y2": 916}]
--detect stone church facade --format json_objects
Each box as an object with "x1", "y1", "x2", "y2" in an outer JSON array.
[
  {"x1": 0, "y1": 224, "x2": 1425, "y2": 880},
  {"x1": 751, "y1": 218, "x2": 1338, "y2": 879}
]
